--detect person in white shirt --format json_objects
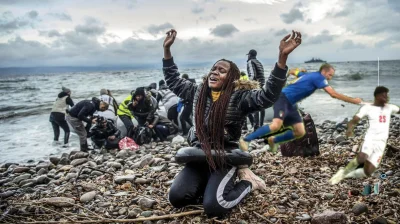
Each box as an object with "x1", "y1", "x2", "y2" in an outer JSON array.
[{"x1": 330, "y1": 86, "x2": 400, "y2": 185}]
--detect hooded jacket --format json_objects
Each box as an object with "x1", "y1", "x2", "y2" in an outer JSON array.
[
  {"x1": 68, "y1": 97, "x2": 100, "y2": 123},
  {"x1": 51, "y1": 92, "x2": 74, "y2": 114},
  {"x1": 247, "y1": 56, "x2": 265, "y2": 88},
  {"x1": 163, "y1": 57, "x2": 287, "y2": 148},
  {"x1": 130, "y1": 91, "x2": 159, "y2": 126}
]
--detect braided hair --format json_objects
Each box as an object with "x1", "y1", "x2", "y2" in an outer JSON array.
[{"x1": 195, "y1": 59, "x2": 240, "y2": 170}]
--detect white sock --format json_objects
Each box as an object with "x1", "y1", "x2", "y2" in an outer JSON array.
[{"x1": 345, "y1": 168, "x2": 367, "y2": 179}]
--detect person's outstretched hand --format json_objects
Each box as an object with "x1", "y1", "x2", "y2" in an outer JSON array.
[
  {"x1": 163, "y1": 29, "x2": 177, "y2": 49},
  {"x1": 280, "y1": 30, "x2": 302, "y2": 56}
]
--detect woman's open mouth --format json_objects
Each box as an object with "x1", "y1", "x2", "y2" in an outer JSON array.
[{"x1": 209, "y1": 76, "x2": 219, "y2": 84}]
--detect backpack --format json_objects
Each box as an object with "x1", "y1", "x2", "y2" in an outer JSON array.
[
  {"x1": 279, "y1": 111, "x2": 320, "y2": 157},
  {"x1": 133, "y1": 126, "x2": 153, "y2": 145}
]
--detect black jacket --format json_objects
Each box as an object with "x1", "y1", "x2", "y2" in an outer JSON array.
[
  {"x1": 129, "y1": 93, "x2": 158, "y2": 126},
  {"x1": 163, "y1": 57, "x2": 287, "y2": 148},
  {"x1": 247, "y1": 56, "x2": 265, "y2": 88},
  {"x1": 69, "y1": 98, "x2": 100, "y2": 123},
  {"x1": 88, "y1": 120, "x2": 121, "y2": 140}
]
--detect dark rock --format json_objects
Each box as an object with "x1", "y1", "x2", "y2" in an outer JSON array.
[
  {"x1": 352, "y1": 202, "x2": 368, "y2": 216},
  {"x1": 13, "y1": 173, "x2": 31, "y2": 184},
  {"x1": 114, "y1": 175, "x2": 135, "y2": 184},
  {"x1": 291, "y1": 193, "x2": 299, "y2": 200},
  {"x1": 0, "y1": 178, "x2": 11, "y2": 186},
  {"x1": 141, "y1": 211, "x2": 153, "y2": 217},
  {"x1": 335, "y1": 135, "x2": 346, "y2": 144},
  {"x1": 13, "y1": 166, "x2": 30, "y2": 173},
  {"x1": 58, "y1": 157, "x2": 70, "y2": 165},
  {"x1": 372, "y1": 217, "x2": 387, "y2": 224},
  {"x1": 311, "y1": 210, "x2": 347, "y2": 224},
  {"x1": 128, "y1": 208, "x2": 143, "y2": 218},
  {"x1": 37, "y1": 168, "x2": 48, "y2": 176},
  {"x1": 70, "y1": 152, "x2": 89, "y2": 160},
  {"x1": 0, "y1": 190, "x2": 16, "y2": 199},
  {"x1": 118, "y1": 207, "x2": 128, "y2": 215},
  {"x1": 139, "y1": 197, "x2": 156, "y2": 209},
  {"x1": 36, "y1": 163, "x2": 50, "y2": 171},
  {"x1": 91, "y1": 171, "x2": 103, "y2": 176},
  {"x1": 49, "y1": 157, "x2": 60, "y2": 165},
  {"x1": 35, "y1": 175, "x2": 51, "y2": 185},
  {"x1": 19, "y1": 179, "x2": 36, "y2": 186},
  {"x1": 71, "y1": 158, "x2": 88, "y2": 167}
]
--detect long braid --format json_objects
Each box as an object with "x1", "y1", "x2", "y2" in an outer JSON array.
[{"x1": 195, "y1": 59, "x2": 240, "y2": 170}]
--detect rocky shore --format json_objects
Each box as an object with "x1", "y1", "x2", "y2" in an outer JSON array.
[{"x1": 1, "y1": 116, "x2": 399, "y2": 224}]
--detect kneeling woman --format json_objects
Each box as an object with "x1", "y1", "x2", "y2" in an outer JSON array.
[{"x1": 163, "y1": 29, "x2": 301, "y2": 217}]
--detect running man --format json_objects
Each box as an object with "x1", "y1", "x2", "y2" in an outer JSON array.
[
  {"x1": 330, "y1": 86, "x2": 400, "y2": 184},
  {"x1": 240, "y1": 63, "x2": 362, "y2": 153}
]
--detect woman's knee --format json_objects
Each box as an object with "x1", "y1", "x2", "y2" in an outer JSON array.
[
  {"x1": 168, "y1": 186, "x2": 187, "y2": 208},
  {"x1": 294, "y1": 128, "x2": 306, "y2": 138}
]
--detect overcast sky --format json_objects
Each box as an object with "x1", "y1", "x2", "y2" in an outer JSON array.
[{"x1": 0, "y1": 0, "x2": 399, "y2": 68}]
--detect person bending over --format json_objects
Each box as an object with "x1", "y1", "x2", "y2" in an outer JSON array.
[
  {"x1": 330, "y1": 86, "x2": 399, "y2": 184},
  {"x1": 163, "y1": 29, "x2": 302, "y2": 218}
]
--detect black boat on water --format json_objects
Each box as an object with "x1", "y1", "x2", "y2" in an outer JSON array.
[{"x1": 305, "y1": 57, "x2": 326, "y2": 63}]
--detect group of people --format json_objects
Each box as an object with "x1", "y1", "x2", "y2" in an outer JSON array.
[
  {"x1": 50, "y1": 77, "x2": 196, "y2": 151},
  {"x1": 48, "y1": 28, "x2": 399, "y2": 219}
]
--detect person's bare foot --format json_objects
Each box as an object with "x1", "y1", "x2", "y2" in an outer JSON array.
[{"x1": 238, "y1": 167, "x2": 266, "y2": 191}]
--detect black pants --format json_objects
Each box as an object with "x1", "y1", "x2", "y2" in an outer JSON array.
[
  {"x1": 167, "y1": 104, "x2": 179, "y2": 126},
  {"x1": 253, "y1": 109, "x2": 265, "y2": 129},
  {"x1": 50, "y1": 112, "x2": 70, "y2": 144},
  {"x1": 120, "y1": 115, "x2": 134, "y2": 137},
  {"x1": 180, "y1": 103, "x2": 193, "y2": 135},
  {"x1": 169, "y1": 162, "x2": 252, "y2": 218},
  {"x1": 154, "y1": 124, "x2": 170, "y2": 141}
]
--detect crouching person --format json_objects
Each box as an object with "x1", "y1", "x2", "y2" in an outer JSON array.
[
  {"x1": 153, "y1": 115, "x2": 179, "y2": 142},
  {"x1": 162, "y1": 29, "x2": 301, "y2": 217},
  {"x1": 88, "y1": 116, "x2": 121, "y2": 149}
]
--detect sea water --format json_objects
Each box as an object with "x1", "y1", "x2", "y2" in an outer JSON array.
[{"x1": 1, "y1": 60, "x2": 399, "y2": 164}]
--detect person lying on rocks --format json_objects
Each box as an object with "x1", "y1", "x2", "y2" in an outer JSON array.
[
  {"x1": 240, "y1": 63, "x2": 362, "y2": 154},
  {"x1": 162, "y1": 29, "x2": 301, "y2": 218},
  {"x1": 330, "y1": 86, "x2": 400, "y2": 184}
]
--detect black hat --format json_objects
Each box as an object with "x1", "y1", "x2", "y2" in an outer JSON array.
[
  {"x1": 159, "y1": 80, "x2": 166, "y2": 86},
  {"x1": 135, "y1": 87, "x2": 146, "y2": 97},
  {"x1": 246, "y1": 49, "x2": 257, "y2": 56}
]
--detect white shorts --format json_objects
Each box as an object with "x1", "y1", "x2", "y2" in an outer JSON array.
[{"x1": 360, "y1": 140, "x2": 386, "y2": 168}]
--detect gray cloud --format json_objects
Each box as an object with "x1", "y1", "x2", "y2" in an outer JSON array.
[
  {"x1": 39, "y1": 29, "x2": 61, "y2": 38},
  {"x1": 375, "y1": 35, "x2": 399, "y2": 48},
  {"x1": 274, "y1": 29, "x2": 288, "y2": 36},
  {"x1": 210, "y1": 24, "x2": 239, "y2": 37},
  {"x1": 191, "y1": 6, "x2": 204, "y2": 14},
  {"x1": 199, "y1": 15, "x2": 217, "y2": 22},
  {"x1": 280, "y1": 3, "x2": 304, "y2": 24},
  {"x1": 146, "y1": 22, "x2": 174, "y2": 36},
  {"x1": 388, "y1": 0, "x2": 400, "y2": 12},
  {"x1": 0, "y1": 11, "x2": 38, "y2": 35},
  {"x1": 48, "y1": 12, "x2": 72, "y2": 21},
  {"x1": 218, "y1": 7, "x2": 226, "y2": 13},
  {"x1": 244, "y1": 17, "x2": 258, "y2": 23},
  {"x1": 333, "y1": 8, "x2": 351, "y2": 17},
  {"x1": 307, "y1": 30, "x2": 334, "y2": 45},
  {"x1": 28, "y1": 10, "x2": 38, "y2": 19},
  {"x1": 341, "y1": 40, "x2": 366, "y2": 49},
  {"x1": 75, "y1": 17, "x2": 106, "y2": 36}
]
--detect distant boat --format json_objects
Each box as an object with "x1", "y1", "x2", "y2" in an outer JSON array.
[{"x1": 305, "y1": 57, "x2": 326, "y2": 63}]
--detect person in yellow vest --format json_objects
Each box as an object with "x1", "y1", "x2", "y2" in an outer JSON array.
[
  {"x1": 117, "y1": 94, "x2": 134, "y2": 137},
  {"x1": 240, "y1": 71, "x2": 249, "y2": 80}
]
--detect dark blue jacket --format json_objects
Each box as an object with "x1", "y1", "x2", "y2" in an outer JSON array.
[{"x1": 69, "y1": 98, "x2": 100, "y2": 123}]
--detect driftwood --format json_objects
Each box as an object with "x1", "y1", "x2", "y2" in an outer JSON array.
[{"x1": 20, "y1": 210, "x2": 204, "y2": 224}]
